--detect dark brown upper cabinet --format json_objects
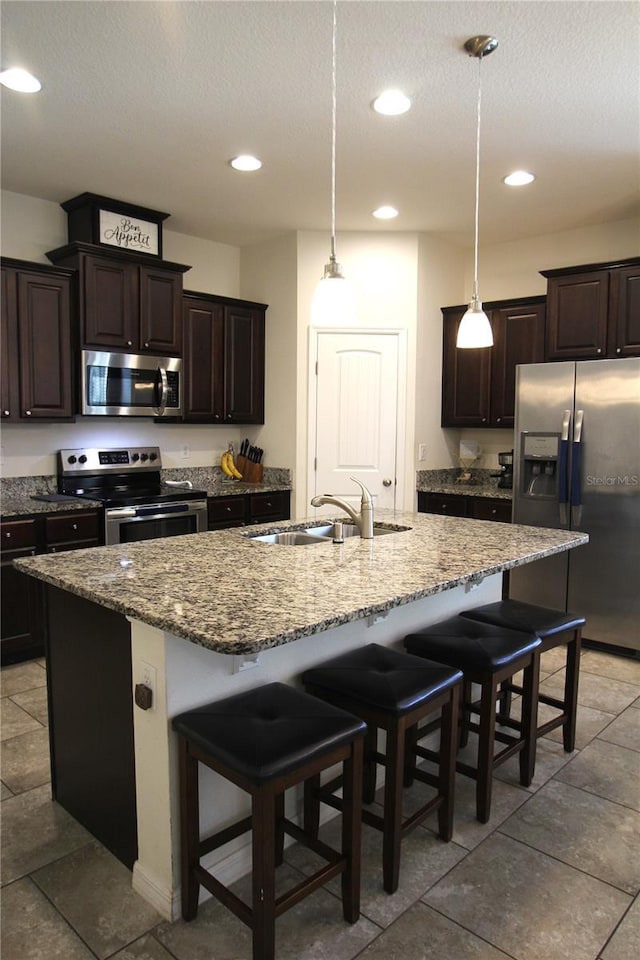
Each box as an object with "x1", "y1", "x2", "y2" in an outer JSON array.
[
  {"x1": 46, "y1": 242, "x2": 189, "y2": 355},
  {"x1": 182, "y1": 292, "x2": 266, "y2": 425},
  {"x1": 1, "y1": 258, "x2": 74, "y2": 421},
  {"x1": 542, "y1": 257, "x2": 640, "y2": 361},
  {"x1": 441, "y1": 296, "x2": 545, "y2": 428}
]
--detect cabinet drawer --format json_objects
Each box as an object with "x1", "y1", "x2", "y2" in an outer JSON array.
[
  {"x1": 1, "y1": 519, "x2": 38, "y2": 552},
  {"x1": 470, "y1": 498, "x2": 512, "y2": 523},
  {"x1": 248, "y1": 491, "x2": 290, "y2": 521},
  {"x1": 45, "y1": 512, "x2": 100, "y2": 545},
  {"x1": 208, "y1": 496, "x2": 247, "y2": 527},
  {"x1": 423, "y1": 493, "x2": 468, "y2": 517}
]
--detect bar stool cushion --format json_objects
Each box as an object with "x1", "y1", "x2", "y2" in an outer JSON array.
[
  {"x1": 460, "y1": 600, "x2": 585, "y2": 638},
  {"x1": 172, "y1": 682, "x2": 366, "y2": 785},
  {"x1": 301, "y1": 643, "x2": 462, "y2": 716},
  {"x1": 405, "y1": 616, "x2": 541, "y2": 672}
]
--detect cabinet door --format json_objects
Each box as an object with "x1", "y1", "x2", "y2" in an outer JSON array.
[
  {"x1": 490, "y1": 302, "x2": 545, "y2": 426},
  {"x1": 546, "y1": 271, "x2": 609, "y2": 360},
  {"x1": 139, "y1": 265, "x2": 182, "y2": 355},
  {"x1": 609, "y1": 265, "x2": 640, "y2": 357},
  {"x1": 469, "y1": 497, "x2": 512, "y2": 522},
  {"x1": 207, "y1": 495, "x2": 247, "y2": 529},
  {"x1": 247, "y1": 491, "x2": 290, "y2": 523},
  {"x1": 17, "y1": 270, "x2": 73, "y2": 419},
  {"x1": 1, "y1": 519, "x2": 43, "y2": 664},
  {"x1": 420, "y1": 493, "x2": 469, "y2": 517},
  {"x1": 1, "y1": 267, "x2": 18, "y2": 420},
  {"x1": 183, "y1": 297, "x2": 224, "y2": 422},
  {"x1": 441, "y1": 309, "x2": 491, "y2": 427},
  {"x1": 83, "y1": 255, "x2": 136, "y2": 349},
  {"x1": 224, "y1": 306, "x2": 265, "y2": 424}
]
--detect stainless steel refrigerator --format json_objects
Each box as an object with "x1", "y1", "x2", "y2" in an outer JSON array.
[{"x1": 510, "y1": 358, "x2": 640, "y2": 653}]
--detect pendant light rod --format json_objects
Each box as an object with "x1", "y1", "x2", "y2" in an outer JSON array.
[
  {"x1": 329, "y1": 0, "x2": 338, "y2": 265},
  {"x1": 465, "y1": 35, "x2": 497, "y2": 304}
]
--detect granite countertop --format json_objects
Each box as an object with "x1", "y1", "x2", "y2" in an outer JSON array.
[
  {"x1": 15, "y1": 510, "x2": 587, "y2": 656},
  {"x1": 0, "y1": 495, "x2": 104, "y2": 518},
  {"x1": 417, "y1": 482, "x2": 512, "y2": 501}
]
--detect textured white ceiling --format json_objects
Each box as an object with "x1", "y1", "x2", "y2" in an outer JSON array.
[{"x1": 1, "y1": 0, "x2": 639, "y2": 249}]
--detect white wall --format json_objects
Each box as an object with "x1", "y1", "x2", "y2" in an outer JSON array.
[
  {"x1": 240, "y1": 232, "x2": 299, "y2": 501},
  {"x1": 295, "y1": 231, "x2": 419, "y2": 515}
]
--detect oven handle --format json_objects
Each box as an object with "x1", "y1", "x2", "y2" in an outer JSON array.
[{"x1": 154, "y1": 366, "x2": 169, "y2": 417}]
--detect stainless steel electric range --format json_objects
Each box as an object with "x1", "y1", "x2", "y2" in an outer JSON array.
[{"x1": 58, "y1": 447, "x2": 208, "y2": 546}]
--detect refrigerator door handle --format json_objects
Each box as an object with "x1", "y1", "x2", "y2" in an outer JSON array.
[
  {"x1": 558, "y1": 409, "x2": 571, "y2": 525},
  {"x1": 571, "y1": 408, "x2": 584, "y2": 527}
]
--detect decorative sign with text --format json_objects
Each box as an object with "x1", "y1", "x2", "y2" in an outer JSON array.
[{"x1": 98, "y1": 210, "x2": 159, "y2": 255}]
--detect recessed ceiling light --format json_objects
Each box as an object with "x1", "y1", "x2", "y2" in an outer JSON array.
[
  {"x1": 372, "y1": 206, "x2": 399, "y2": 220},
  {"x1": 230, "y1": 155, "x2": 262, "y2": 172},
  {"x1": 0, "y1": 67, "x2": 42, "y2": 93},
  {"x1": 372, "y1": 90, "x2": 411, "y2": 116},
  {"x1": 503, "y1": 170, "x2": 535, "y2": 186}
]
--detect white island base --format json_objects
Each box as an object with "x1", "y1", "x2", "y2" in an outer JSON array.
[{"x1": 130, "y1": 574, "x2": 502, "y2": 920}]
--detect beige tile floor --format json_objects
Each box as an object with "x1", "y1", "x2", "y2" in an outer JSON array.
[{"x1": 1, "y1": 648, "x2": 639, "y2": 960}]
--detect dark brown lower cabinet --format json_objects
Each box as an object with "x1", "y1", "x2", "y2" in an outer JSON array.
[
  {"x1": 1, "y1": 510, "x2": 102, "y2": 665},
  {"x1": 207, "y1": 490, "x2": 291, "y2": 530},
  {"x1": 418, "y1": 491, "x2": 512, "y2": 523}
]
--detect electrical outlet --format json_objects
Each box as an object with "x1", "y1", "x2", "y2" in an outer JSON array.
[
  {"x1": 181, "y1": 444, "x2": 190, "y2": 460},
  {"x1": 418, "y1": 443, "x2": 426, "y2": 461},
  {"x1": 139, "y1": 660, "x2": 157, "y2": 710}
]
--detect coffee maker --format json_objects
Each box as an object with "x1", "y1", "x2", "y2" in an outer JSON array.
[{"x1": 498, "y1": 450, "x2": 514, "y2": 489}]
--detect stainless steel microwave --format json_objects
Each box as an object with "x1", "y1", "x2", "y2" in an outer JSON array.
[{"x1": 81, "y1": 350, "x2": 182, "y2": 417}]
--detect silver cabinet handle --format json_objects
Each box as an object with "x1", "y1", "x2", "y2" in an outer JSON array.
[
  {"x1": 382, "y1": 478, "x2": 392, "y2": 487},
  {"x1": 25, "y1": 410, "x2": 32, "y2": 416},
  {"x1": 3, "y1": 410, "x2": 9, "y2": 417}
]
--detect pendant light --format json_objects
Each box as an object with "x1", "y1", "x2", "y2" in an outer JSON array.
[
  {"x1": 456, "y1": 35, "x2": 498, "y2": 349},
  {"x1": 311, "y1": 0, "x2": 356, "y2": 327}
]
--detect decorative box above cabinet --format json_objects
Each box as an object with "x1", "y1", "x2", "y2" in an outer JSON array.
[
  {"x1": 1, "y1": 258, "x2": 74, "y2": 421},
  {"x1": 542, "y1": 257, "x2": 640, "y2": 360},
  {"x1": 441, "y1": 296, "x2": 545, "y2": 428},
  {"x1": 61, "y1": 192, "x2": 169, "y2": 259},
  {"x1": 183, "y1": 291, "x2": 266, "y2": 424},
  {"x1": 46, "y1": 242, "x2": 190, "y2": 356}
]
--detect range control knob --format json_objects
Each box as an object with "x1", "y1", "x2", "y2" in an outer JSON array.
[
  {"x1": 67, "y1": 455, "x2": 77, "y2": 464},
  {"x1": 131, "y1": 453, "x2": 140, "y2": 462},
  {"x1": 78, "y1": 455, "x2": 87, "y2": 464},
  {"x1": 149, "y1": 452, "x2": 157, "y2": 462},
  {"x1": 140, "y1": 453, "x2": 149, "y2": 462}
]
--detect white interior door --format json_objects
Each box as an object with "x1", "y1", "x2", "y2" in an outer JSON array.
[{"x1": 311, "y1": 330, "x2": 403, "y2": 513}]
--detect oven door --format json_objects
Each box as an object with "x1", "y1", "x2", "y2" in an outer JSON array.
[{"x1": 105, "y1": 500, "x2": 207, "y2": 545}]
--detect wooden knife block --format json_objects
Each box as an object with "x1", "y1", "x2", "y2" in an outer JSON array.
[{"x1": 236, "y1": 454, "x2": 263, "y2": 484}]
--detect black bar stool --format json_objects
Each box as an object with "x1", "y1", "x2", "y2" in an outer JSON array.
[
  {"x1": 172, "y1": 681, "x2": 366, "y2": 960},
  {"x1": 302, "y1": 643, "x2": 462, "y2": 894},
  {"x1": 459, "y1": 600, "x2": 585, "y2": 751},
  {"x1": 404, "y1": 616, "x2": 541, "y2": 823}
]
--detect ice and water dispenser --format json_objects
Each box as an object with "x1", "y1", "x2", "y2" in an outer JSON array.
[{"x1": 519, "y1": 434, "x2": 560, "y2": 498}]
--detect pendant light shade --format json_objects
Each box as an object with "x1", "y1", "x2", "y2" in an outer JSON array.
[
  {"x1": 311, "y1": 0, "x2": 356, "y2": 327},
  {"x1": 456, "y1": 35, "x2": 497, "y2": 349}
]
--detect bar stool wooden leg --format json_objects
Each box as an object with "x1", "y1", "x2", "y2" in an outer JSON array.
[
  {"x1": 519, "y1": 655, "x2": 540, "y2": 787},
  {"x1": 179, "y1": 738, "x2": 200, "y2": 921},
  {"x1": 275, "y1": 792, "x2": 285, "y2": 867},
  {"x1": 382, "y1": 717, "x2": 405, "y2": 894},
  {"x1": 363, "y1": 725, "x2": 378, "y2": 804},
  {"x1": 459, "y1": 679, "x2": 473, "y2": 748},
  {"x1": 252, "y1": 786, "x2": 277, "y2": 960},
  {"x1": 437, "y1": 684, "x2": 459, "y2": 841},
  {"x1": 476, "y1": 677, "x2": 497, "y2": 824},
  {"x1": 303, "y1": 773, "x2": 321, "y2": 837},
  {"x1": 341, "y1": 738, "x2": 363, "y2": 922},
  {"x1": 563, "y1": 630, "x2": 582, "y2": 751}
]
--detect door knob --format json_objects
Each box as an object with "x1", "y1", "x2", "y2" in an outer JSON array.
[{"x1": 382, "y1": 478, "x2": 393, "y2": 487}]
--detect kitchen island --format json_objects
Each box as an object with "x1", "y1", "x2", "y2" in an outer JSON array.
[{"x1": 15, "y1": 510, "x2": 587, "y2": 920}]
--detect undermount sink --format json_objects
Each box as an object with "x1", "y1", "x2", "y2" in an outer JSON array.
[
  {"x1": 248, "y1": 522, "x2": 411, "y2": 545},
  {"x1": 249, "y1": 531, "x2": 332, "y2": 546},
  {"x1": 305, "y1": 522, "x2": 408, "y2": 539}
]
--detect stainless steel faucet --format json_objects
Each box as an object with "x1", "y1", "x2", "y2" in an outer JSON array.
[{"x1": 310, "y1": 477, "x2": 374, "y2": 539}]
